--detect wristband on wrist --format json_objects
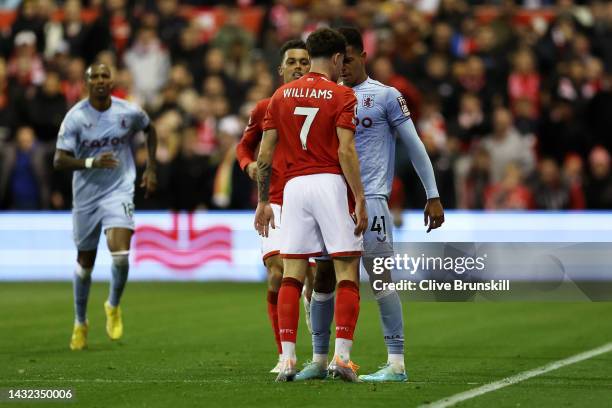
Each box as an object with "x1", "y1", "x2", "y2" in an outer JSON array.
[{"x1": 85, "y1": 157, "x2": 94, "y2": 168}]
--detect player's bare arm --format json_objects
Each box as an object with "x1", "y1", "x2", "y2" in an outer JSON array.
[
  {"x1": 337, "y1": 126, "x2": 367, "y2": 235},
  {"x1": 254, "y1": 129, "x2": 278, "y2": 237},
  {"x1": 246, "y1": 162, "x2": 258, "y2": 180},
  {"x1": 53, "y1": 149, "x2": 119, "y2": 171},
  {"x1": 140, "y1": 124, "x2": 158, "y2": 198}
]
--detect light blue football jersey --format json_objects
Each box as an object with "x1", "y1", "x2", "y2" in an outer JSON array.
[
  {"x1": 352, "y1": 77, "x2": 411, "y2": 198},
  {"x1": 56, "y1": 96, "x2": 150, "y2": 211}
]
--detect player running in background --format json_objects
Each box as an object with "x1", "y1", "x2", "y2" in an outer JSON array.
[
  {"x1": 236, "y1": 39, "x2": 316, "y2": 373},
  {"x1": 54, "y1": 63, "x2": 157, "y2": 350},
  {"x1": 254, "y1": 28, "x2": 368, "y2": 382},
  {"x1": 297, "y1": 27, "x2": 445, "y2": 382}
]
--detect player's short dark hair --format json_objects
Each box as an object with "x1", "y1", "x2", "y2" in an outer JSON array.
[
  {"x1": 279, "y1": 39, "x2": 307, "y2": 58},
  {"x1": 306, "y1": 28, "x2": 347, "y2": 58},
  {"x1": 85, "y1": 63, "x2": 109, "y2": 80},
  {"x1": 337, "y1": 26, "x2": 364, "y2": 52}
]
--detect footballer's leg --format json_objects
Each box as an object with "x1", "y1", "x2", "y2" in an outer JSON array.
[
  {"x1": 275, "y1": 175, "x2": 323, "y2": 382},
  {"x1": 70, "y1": 250, "x2": 96, "y2": 350},
  {"x1": 302, "y1": 260, "x2": 315, "y2": 334},
  {"x1": 275, "y1": 258, "x2": 309, "y2": 381},
  {"x1": 264, "y1": 253, "x2": 283, "y2": 373},
  {"x1": 310, "y1": 174, "x2": 363, "y2": 382},
  {"x1": 104, "y1": 227, "x2": 133, "y2": 340},
  {"x1": 69, "y1": 208, "x2": 101, "y2": 351},
  {"x1": 102, "y1": 197, "x2": 136, "y2": 340},
  {"x1": 328, "y1": 256, "x2": 361, "y2": 382},
  {"x1": 359, "y1": 197, "x2": 407, "y2": 382},
  {"x1": 295, "y1": 259, "x2": 336, "y2": 381}
]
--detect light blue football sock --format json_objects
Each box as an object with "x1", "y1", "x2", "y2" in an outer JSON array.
[
  {"x1": 73, "y1": 264, "x2": 92, "y2": 324},
  {"x1": 108, "y1": 251, "x2": 129, "y2": 307},
  {"x1": 375, "y1": 289, "x2": 404, "y2": 356},
  {"x1": 310, "y1": 291, "x2": 335, "y2": 356}
]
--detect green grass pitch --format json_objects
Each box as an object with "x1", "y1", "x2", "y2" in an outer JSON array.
[{"x1": 1, "y1": 282, "x2": 611, "y2": 407}]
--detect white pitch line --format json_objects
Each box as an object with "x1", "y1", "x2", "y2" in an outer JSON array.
[{"x1": 420, "y1": 341, "x2": 612, "y2": 408}]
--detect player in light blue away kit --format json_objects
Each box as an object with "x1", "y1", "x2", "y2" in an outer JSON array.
[
  {"x1": 53, "y1": 63, "x2": 158, "y2": 350},
  {"x1": 296, "y1": 27, "x2": 444, "y2": 382}
]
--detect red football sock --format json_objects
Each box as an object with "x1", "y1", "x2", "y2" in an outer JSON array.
[
  {"x1": 266, "y1": 291, "x2": 282, "y2": 354},
  {"x1": 335, "y1": 280, "x2": 360, "y2": 340},
  {"x1": 277, "y1": 277, "x2": 303, "y2": 343}
]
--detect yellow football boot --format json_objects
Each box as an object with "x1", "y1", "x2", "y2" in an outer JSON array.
[
  {"x1": 69, "y1": 321, "x2": 88, "y2": 350},
  {"x1": 104, "y1": 301, "x2": 123, "y2": 340}
]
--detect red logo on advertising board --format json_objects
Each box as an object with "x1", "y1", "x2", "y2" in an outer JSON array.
[{"x1": 133, "y1": 213, "x2": 232, "y2": 271}]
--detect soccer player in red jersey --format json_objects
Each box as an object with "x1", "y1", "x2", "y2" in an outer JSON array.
[
  {"x1": 235, "y1": 39, "x2": 316, "y2": 373},
  {"x1": 254, "y1": 28, "x2": 368, "y2": 382}
]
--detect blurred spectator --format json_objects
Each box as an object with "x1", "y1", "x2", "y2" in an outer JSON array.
[
  {"x1": 25, "y1": 70, "x2": 67, "y2": 144},
  {"x1": 454, "y1": 55, "x2": 494, "y2": 110},
  {"x1": 587, "y1": 73, "x2": 612, "y2": 153},
  {"x1": 417, "y1": 54, "x2": 456, "y2": 116},
  {"x1": 583, "y1": 146, "x2": 612, "y2": 209},
  {"x1": 539, "y1": 98, "x2": 588, "y2": 161},
  {"x1": 484, "y1": 162, "x2": 533, "y2": 210},
  {"x1": 535, "y1": 14, "x2": 579, "y2": 75},
  {"x1": 418, "y1": 95, "x2": 448, "y2": 152},
  {"x1": 530, "y1": 157, "x2": 585, "y2": 210},
  {"x1": 124, "y1": 26, "x2": 170, "y2": 106},
  {"x1": 212, "y1": 9, "x2": 255, "y2": 84},
  {"x1": 0, "y1": 57, "x2": 20, "y2": 144},
  {"x1": 0, "y1": 127, "x2": 49, "y2": 209},
  {"x1": 156, "y1": 0, "x2": 188, "y2": 53},
  {"x1": 563, "y1": 153, "x2": 584, "y2": 187},
  {"x1": 508, "y1": 48, "x2": 541, "y2": 119},
  {"x1": 9, "y1": 0, "x2": 46, "y2": 55},
  {"x1": 103, "y1": 0, "x2": 132, "y2": 58},
  {"x1": 447, "y1": 92, "x2": 489, "y2": 148},
  {"x1": 8, "y1": 31, "x2": 45, "y2": 88},
  {"x1": 475, "y1": 24, "x2": 507, "y2": 86},
  {"x1": 429, "y1": 21, "x2": 454, "y2": 58},
  {"x1": 481, "y1": 107, "x2": 535, "y2": 183},
  {"x1": 371, "y1": 55, "x2": 422, "y2": 120},
  {"x1": 169, "y1": 128, "x2": 211, "y2": 211},
  {"x1": 462, "y1": 147, "x2": 491, "y2": 209},
  {"x1": 62, "y1": 0, "x2": 89, "y2": 58},
  {"x1": 514, "y1": 97, "x2": 539, "y2": 137},
  {"x1": 210, "y1": 116, "x2": 252, "y2": 209},
  {"x1": 591, "y1": 0, "x2": 612, "y2": 73},
  {"x1": 556, "y1": 58, "x2": 598, "y2": 110},
  {"x1": 62, "y1": 58, "x2": 86, "y2": 107}
]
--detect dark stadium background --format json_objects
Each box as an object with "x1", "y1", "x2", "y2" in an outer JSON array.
[
  {"x1": 0, "y1": 0, "x2": 610, "y2": 211},
  {"x1": 1, "y1": 2, "x2": 612, "y2": 407}
]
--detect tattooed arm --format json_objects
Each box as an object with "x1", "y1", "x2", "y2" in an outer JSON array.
[{"x1": 254, "y1": 129, "x2": 279, "y2": 236}]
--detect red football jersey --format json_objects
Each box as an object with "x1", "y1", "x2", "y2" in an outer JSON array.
[
  {"x1": 262, "y1": 72, "x2": 357, "y2": 181},
  {"x1": 235, "y1": 97, "x2": 285, "y2": 205}
]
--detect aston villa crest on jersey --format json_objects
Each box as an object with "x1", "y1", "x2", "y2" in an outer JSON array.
[{"x1": 362, "y1": 94, "x2": 375, "y2": 108}]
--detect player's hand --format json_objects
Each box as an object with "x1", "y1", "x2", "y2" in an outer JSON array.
[
  {"x1": 140, "y1": 166, "x2": 158, "y2": 198},
  {"x1": 246, "y1": 162, "x2": 258, "y2": 181},
  {"x1": 353, "y1": 197, "x2": 368, "y2": 236},
  {"x1": 254, "y1": 202, "x2": 275, "y2": 237},
  {"x1": 93, "y1": 152, "x2": 119, "y2": 169},
  {"x1": 424, "y1": 197, "x2": 444, "y2": 233}
]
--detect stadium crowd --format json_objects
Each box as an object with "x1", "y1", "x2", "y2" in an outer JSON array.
[{"x1": 0, "y1": 0, "x2": 611, "y2": 211}]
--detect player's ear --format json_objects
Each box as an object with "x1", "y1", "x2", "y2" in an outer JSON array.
[
  {"x1": 333, "y1": 52, "x2": 342, "y2": 66},
  {"x1": 361, "y1": 51, "x2": 367, "y2": 62},
  {"x1": 277, "y1": 65, "x2": 283, "y2": 76}
]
